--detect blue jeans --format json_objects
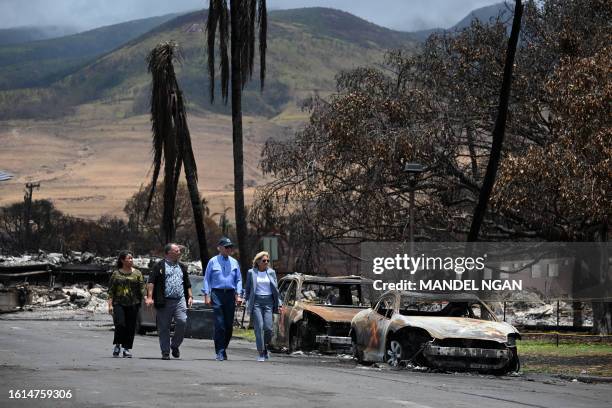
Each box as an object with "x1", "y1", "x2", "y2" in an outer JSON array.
[
  {"x1": 252, "y1": 295, "x2": 274, "y2": 353},
  {"x1": 156, "y1": 297, "x2": 187, "y2": 354},
  {"x1": 211, "y1": 289, "x2": 236, "y2": 354}
]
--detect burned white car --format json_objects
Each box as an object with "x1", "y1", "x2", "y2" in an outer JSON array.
[{"x1": 350, "y1": 291, "x2": 520, "y2": 374}]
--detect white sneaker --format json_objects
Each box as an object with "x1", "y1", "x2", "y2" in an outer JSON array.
[
  {"x1": 123, "y1": 348, "x2": 132, "y2": 358},
  {"x1": 113, "y1": 345, "x2": 120, "y2": 357},
  {"x1": 257, "y1": 353, "x2": 265, "y2": 362}
]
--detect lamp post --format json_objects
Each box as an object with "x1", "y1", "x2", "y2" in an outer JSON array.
[{"x1": 403, "y1": 163, "x2": 424, "y2": 257}]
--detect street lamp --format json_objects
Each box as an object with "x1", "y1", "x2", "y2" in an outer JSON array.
[{"x1": 403, "y1": 162, "x2": 424, "y2": 257}]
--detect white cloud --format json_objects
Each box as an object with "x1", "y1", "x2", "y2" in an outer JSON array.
[{"x1": 1, "y1": 0, "x2": 505, "y2": 31}]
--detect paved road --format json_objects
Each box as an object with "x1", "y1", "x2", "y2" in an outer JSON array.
[{"x1": 0, "y1": 320, "x2": 610, "y2": 408}]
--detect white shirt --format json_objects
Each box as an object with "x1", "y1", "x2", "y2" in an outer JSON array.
[{"x1": 255, "y1": 270, "x2": 272, "y2": 296}]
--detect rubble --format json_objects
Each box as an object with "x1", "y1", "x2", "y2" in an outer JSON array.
[
  {"x1": 0, "y1": 282, "x2": 109, "y2": 318},
  {"x1": 0, "y1": 250, "x2": 202, "y2": 320},
  {"x1": 0, "y1": 250, "x2": 203, "y2": 274},
  {"x1": 488, "y1": 289, "x2": 594, "y2": 327},
  {"x1": 25, "y1": 283, "x2": 109, "y2": 313}
]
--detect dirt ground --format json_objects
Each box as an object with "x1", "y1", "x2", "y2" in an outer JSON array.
[
  {"x1": 521, "y1": 354, "x2": 612, "y2": 377},
  {"x1": 0, "y1": 105, "x2": 297, "y2": 219}
]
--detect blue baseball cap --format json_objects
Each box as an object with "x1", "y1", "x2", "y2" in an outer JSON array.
[{"x1": 218, "y1": 237, "x2": 234, "y2": 247}]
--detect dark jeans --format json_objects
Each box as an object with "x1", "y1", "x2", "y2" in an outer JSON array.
[
  {"x1": 112, "y1": 303, "x2": 139, "y2": 349},
  {"x1": 252, "y1": 295, "x2": 274, "y2": 353},
  {"x1": 211, "y1": 289, "x2": 236, "y2": 354},
  {"x1": 156, "y1": 297, "x2": 187, "y2": 355}
]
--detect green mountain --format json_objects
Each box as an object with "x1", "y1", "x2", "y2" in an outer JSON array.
[
  {"x1": 0, "y1": 8, "x2": 417, "y2": 120},
  {"x1": 0, "y1": 13, "x2": 181, "y2": 91}
]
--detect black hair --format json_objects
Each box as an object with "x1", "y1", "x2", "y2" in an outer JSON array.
[{"x1": 116, "y1": 250, "x2": 133, "y2": 269}]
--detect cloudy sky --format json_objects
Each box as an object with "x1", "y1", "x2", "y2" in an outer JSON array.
[{"x1": 2, "y1": 0, "x2": 505, "y2": 32}]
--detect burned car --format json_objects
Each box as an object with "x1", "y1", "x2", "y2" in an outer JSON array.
[
  {"x1": 271, "y1": 274, "x2": 373, "y2": 352},
  {"x1": 137, "y1": 275, "x2": 214, "y2": 339},
  {"x1": 351, "y1": 291, "x2": 520, "y2": 374}
]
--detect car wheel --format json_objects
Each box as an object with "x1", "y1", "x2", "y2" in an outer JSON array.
[
  {"x1": 290, "y1": 321, "x2": 317, "y2": 352},
  {"x1": 493, "y1": 347, "x2": 520, "y2": 375},
  {"x1": 136, "y1": 317, "x2": 147, "y2": 335},
  {"x1": 351, "y1": 332, "x2": 368, "y2": 365},
  {"x1": 288, "y1": 322, "x2": 300, "y2": 352},
  {"x1": 386, "y1": 339, "x2": 404, "y2": 367}
]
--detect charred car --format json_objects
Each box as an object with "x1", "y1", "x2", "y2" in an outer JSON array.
[
  {"x1": 137, "y1": 275, "x2": 214, "y2": 339},
  {"x1": 271, "y1": 274, "x2": 373, "y2": 353},
  {"x1": 351, "y1": 291, "x2": 520, "y2": 374}
]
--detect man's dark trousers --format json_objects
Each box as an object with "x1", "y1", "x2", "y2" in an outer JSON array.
[{"x1": 211, "y1": 289, "x2": 235, "y2": 354}]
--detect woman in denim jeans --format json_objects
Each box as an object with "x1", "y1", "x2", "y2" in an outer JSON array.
[{"x1": 244, "y1": 251, "x2": 282, "y2": 361}]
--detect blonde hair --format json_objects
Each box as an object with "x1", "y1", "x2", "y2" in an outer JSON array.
[{"x1": 252, "y1": 251, "x2": 270, "y2": 268}]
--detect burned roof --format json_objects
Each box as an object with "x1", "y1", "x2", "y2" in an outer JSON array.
[{"x1": 284, "y1": 273, "x2": 372, "y2": 285}]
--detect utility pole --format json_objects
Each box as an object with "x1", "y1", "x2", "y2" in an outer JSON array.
[
  {"x1": 23, "y1": 182, "x2": 40, "y2": 252},
  {"x1": 403, "y1": 163, "x2": 424, "y2": 257}
]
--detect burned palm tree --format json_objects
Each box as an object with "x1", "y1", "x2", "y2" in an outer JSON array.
[
  {"x1": 467, "y1": 0, "x2": 524, "y2": 242},
  {"x1": 146, "y1": 41, "x2": 209, "y2": 260},
  {"x1": 205, "y1": 0, "x2": 267, "y2": 271}
]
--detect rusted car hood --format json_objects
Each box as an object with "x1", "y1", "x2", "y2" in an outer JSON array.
[
  {"x1": 393, "y1": 315, "x2": 518, "y2": 343},
  {"x1": 302, "y1": 304, "x2": 365, "y2": 323}
]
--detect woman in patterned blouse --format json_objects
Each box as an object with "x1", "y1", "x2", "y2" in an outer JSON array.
[{"x1": 107, "y1": 251, "x2": 145, "y2": 358}]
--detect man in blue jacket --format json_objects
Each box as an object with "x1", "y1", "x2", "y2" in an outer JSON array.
[{"x1": 203, "y1": 237, "x2": 243, "y2": 361}]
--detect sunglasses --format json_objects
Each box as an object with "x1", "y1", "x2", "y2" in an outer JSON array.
[{"x1": 261, "y1": 259, "x2": 270, "y2": 263}]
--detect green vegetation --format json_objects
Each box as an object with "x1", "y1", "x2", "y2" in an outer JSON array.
[
  {"x1": 0, "y1": 13, "x2": 180, "y2": 91},
  {"x1": 233, "y1": 328, "x2": 256, "y2": 342},
  {"x1": 518, "y1": 340, "x2": 612, "y2": 377}
]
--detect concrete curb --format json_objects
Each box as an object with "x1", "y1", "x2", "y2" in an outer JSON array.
[{"x1": 556, "y1": 374, "x2": 612, "y2": 384}]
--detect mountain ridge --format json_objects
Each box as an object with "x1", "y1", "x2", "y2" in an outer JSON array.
[
  {"x1": 0, "y1": 8, "x2": 418, "y2": 121},
  {"x1": 0, "y1": 4, "x2": 510, "y2": 122},
  {"x1": 0, "y1": 13, "x2": 182, "y2": 91},
  {"x1": 411, "y1": 2, "x2": 508, "y2": 41}
]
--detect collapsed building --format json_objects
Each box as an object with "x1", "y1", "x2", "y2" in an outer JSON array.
[{"x1": 0, "y1": 251, "x2": 202, "y2": 314}]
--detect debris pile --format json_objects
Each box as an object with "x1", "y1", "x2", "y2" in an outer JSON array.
[
  {"x1": 489, "y1": 289, "x2": 593, "y2": 327},
  {"x1": 0, "y1": 250, "x2": 203, "y2": 274},
  {"x1": 28, "y1": 284, "x2": 108, "y2": 312}
]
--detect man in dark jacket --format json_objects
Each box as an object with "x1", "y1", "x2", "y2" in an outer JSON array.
[{"x1": 145, "y1": 243, "x2": 193, "y2": 360}]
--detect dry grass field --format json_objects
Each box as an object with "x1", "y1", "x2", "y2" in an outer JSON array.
[{"x1": 0, "y1": 102, "x2": 297, "y2": 220}]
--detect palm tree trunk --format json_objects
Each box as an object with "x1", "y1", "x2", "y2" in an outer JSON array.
[
  {"x1": 183, "y1": 153, "x2": 209, "y2": 261},
  {"x1": 467, "y1": 0, "x2": 523, "y2": 242},
  {"x1": 231, "y1": 0, "x2": 250, "y2": 274}
]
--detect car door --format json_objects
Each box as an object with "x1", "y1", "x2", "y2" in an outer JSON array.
[
  {"x1": 279, "y1": 280, "x2": 299, "y2": 347},
  {"x1": 362, "y1": 293, "x2": 396, "y2": 362},
  {"x1": 272, "y1": 278, "x2": 294, "y2": 347}
]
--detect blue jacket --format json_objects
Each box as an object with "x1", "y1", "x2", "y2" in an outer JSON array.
[{"x1": 244, "y1": 267, "x2": 281, "y2": 314}]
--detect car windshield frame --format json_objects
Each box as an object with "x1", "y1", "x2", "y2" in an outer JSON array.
[
  {"x1": 299, "y1": 282, "x2": 368, "y2": 306},
  {"x1": 398, "y1": 295, "x2": 497, "y2": 321}
]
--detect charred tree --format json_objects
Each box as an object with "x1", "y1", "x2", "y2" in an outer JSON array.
[{"x1": 467, "y1": 0, "x2": 523, "y2": 242}]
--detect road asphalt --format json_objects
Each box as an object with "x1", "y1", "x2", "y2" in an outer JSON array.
[{"x1": 0, "y1": 320, "x2": 610, "y2": 408}]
